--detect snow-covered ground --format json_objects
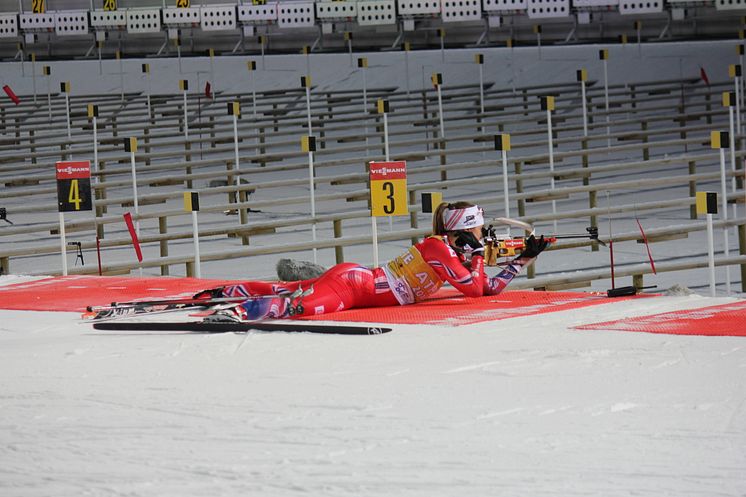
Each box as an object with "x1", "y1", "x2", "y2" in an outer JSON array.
[
  {"x1": 2, "y1": 41, "x2": 746, "y2": 496},
  {"x1": 1, "y1": 286, "x2": 745, "y2": 496}
]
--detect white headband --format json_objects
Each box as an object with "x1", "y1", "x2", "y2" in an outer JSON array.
[{"x1": 443, "y1": 205, "x2": 484, "y2": 231}]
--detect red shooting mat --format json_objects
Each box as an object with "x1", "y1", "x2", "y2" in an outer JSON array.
[
  {"x1": 0, "y1": 276, "x2": 641, "y2": 326},
  {"x1": 573, "y1": 301, "x2": 746, "y2": 337},
  {"x1": 301, "y1": 288, "x2": 643, "y2": 326},
  {"x1": 0, "y1": 276, "x2": 235, "y2": 312}
]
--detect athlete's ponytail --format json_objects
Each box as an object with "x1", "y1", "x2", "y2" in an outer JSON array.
[{"x1": 432, "y1": 201, "x2": 476, "y2": 236}]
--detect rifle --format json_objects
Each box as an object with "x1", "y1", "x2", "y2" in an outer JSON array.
[{"x1": 482, "y1": 220, "x2": 605, "y2": 266}]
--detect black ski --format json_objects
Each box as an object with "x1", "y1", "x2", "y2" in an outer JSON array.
[{"x1": 92, "y1": 321, "x2": 392, "y2": 336}]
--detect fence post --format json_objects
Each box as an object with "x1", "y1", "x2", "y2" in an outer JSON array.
[
  {"x1": 334, "y1": 219, "x2": 344, "y2": 264},
  {"x1": 641, "y1": 121, "x2": 649, "y2": 160},
  {"x1": 0, "y1": 256, "x2": 8, "y2": 275},
  {"x1": 633, "y1": 273, "x2": 644, "y2": 290},
  {"x1": 159, "y1": 216, "x2": 169, "y2": 276}
]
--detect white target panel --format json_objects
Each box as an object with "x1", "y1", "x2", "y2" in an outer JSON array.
[
  {"x1": 126, "y1": 9, "x2": 162, "y2": 33},
  {"x1": 715, "y1": 0, "x2": 746, "y2": 11},
  {"x1": 397, "y1": 0, "x2": 441, "y2": 16},
  {"x1": 162, "y1": 7, "x2": 201, "y2": 26},
  {"x1": 316, "y1": 1, "x2": 358, "y2": 20},
  {"x1": 201, "y1": 6, "x2": 236, "y2": 31},
  {"x1": 90, "y1": 10, "x2": 127, "y2": 28},
  {"x1": 482, "y1": 0, "x2": 528, "y2": 13},
  {"x1": 572, "y1": 0, "x2": 618, "y2": 7},
  {"x1": 54, "y1": 11, "x2": 89, "y2": 36},
  {"x1": 19, "y1": 13, "x2": 55, "y2": 31},
  {"x1": 357, "y1": 1, "x2": 396, "y2": 25},
  {"x1": 442, "y1": 0, "x2": 482, "y2": 22},
  {"x1": 0, "y1": 14, "x2": 18, "y2": 38},
  {"x1": 619, "y1": 0, "x2": 663, "y2": 13},
  {"x1": 238, "y1": 2, "x2": 278, "y2": 23},
  {"x1": 277, "y1": 2, "x2": 315, "y2": 27},
  {"x1": 527, "y1": 0, "x2": 570, "y2": 18}
]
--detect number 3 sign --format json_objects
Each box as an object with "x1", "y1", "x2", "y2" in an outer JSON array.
[
  {"x1": 56, "y1": 161, "x2": 93, "y2": 212},
  {"x1": 369, "y1": 161, "x2": 408, "y2": 217}
]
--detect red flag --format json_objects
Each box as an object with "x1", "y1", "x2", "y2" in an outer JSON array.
[
  {"x1": 205, "y1": 81, "x2": 212, "y2": 99},
  {"x1": 123, "y1": 212, "x2": 143, "y2": 262},
  {"x1": 3, "y1": 85, "x2": 20, "y2": 105},
  {"x1": 700, "y1": 67, "x2": 710, "y2": 86},
  {"x1": 636, "y1": 218, "x2": 656, "y2": 275}
]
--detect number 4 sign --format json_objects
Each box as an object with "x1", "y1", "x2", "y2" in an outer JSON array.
[
  {"x1": 369, "y1": 161, "x2": 408, "y2": 217},
  {"x1": 56, "y1": 161, "x2": 93, "y2": 212}
]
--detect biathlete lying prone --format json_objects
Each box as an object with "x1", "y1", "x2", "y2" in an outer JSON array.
[{"x1": 195, "y1": 201, "x2": 549, "y2": 322}]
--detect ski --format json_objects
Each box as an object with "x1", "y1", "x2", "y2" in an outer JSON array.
[
  {"x1": 92, "y1": 321, "x2": 393, "y2": 336},
  {"x1": 86, "y1": 296, "x2": 246, "y2": 313}
]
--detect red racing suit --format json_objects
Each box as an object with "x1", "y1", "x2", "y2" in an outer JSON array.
[{"x1": 222, "y1": 236, "x2": 534, "y2": 316}]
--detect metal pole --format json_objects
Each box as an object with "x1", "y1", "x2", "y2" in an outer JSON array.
[
  {"x1": 305, "y1": 85, "x2": 312, "y2": 135},
  {"x1": 59, "y1": 212, "x2": 68, "y2": 276},
  {"x1": 405, "y1": 50, "x2": 410, "y2": 97},
  {"x1": 209, "y1": 49, "x2": 215, "y2": 102},
  {"x1": 146, "y1": 71, "x2": 152, "y2": 119},
  {"x1": 308, "y1": 150, "x2": 317, "y2": 263},
  {"x1": 93, "y1": 116, "x2": 98, "y2": 172},
  {"x1": 478, "y1": 63, "x2": 485, "y2": 134},
  {"x1": 183, "y1": 90, "x2": 189, "y2": 140},
  {"x1": 383, "y1": 112, "x2": 390, "y2": 161},
  {"x1": 604, "y1": 58, "x2": 610, "y2": 147},
  {"x1": 233, "y1": 113, "x2": 240, "y2": 189},
  {"x1": 372, "y1": 216, "x2": 379, "y2": 268},
  {"x1": 501, "y1": 149, "x2": 510, "y2": 221},
  {"x1": 251, "y1": 69, "x2": 257, "y2": 119},
  {"x1": 46, "y1": 73, "x2": 51, "y2": 122},
  {"x1": 581, "y1": 79, "x2": 588, "y2": 137},
  {"x1": 729, "y1": 105, "x2": 738, "y2": 224},
  {"x1": 737, "y1": 76, "x2": 742, "y2": 136},
  {"x1": 719, "y1": 148, "x2": 731, "y2": 295},
  {"x1": 547, "y1": 108, "x2": 557, "y2": 233},
  {"x1": 119, "y1": 54, "x2": 124, "y2": 102},
  {"x1": 362, "y1": 65, "x2": 369, "y2": 156},
  {"x1": 130, "y1": 149, "x2": 140, "y2": 236},
  {"x1": 31, "y1": 55, "x2": 37, "y2": 103},
  {"x1": 706, "y1": 212, "x2": 716, "y2": 297},
  {"x1": 437, "y1": 84, "x2": 445, "y2": 146},
  {"x1": 64, "y1": 92, "x2": 71, "y2": 140},
  {"x1": 192, "y1": 210, "x2": 201, "y2": 278}
]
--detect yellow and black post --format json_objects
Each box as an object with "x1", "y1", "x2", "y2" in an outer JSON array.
[
  {"x1": 183, "y1": 191, "x2": 202, "y2": 278},
  {"x1": 712, "y1": 130, "x2": 732, "y2": 295},
  {"x1": 696, "y1": 191, "x2": 719, "y2": 296}
]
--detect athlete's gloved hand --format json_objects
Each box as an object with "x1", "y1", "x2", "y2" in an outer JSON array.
[
  {"x1": 192, "y1": 287, "x2": 225, "y2": 300},
  {"x1": 519, "y1": 234, "x2": 548, "y2": 259},
  {"x1": 453, "y1": 230, "x2": 484, "y2": 257}
]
